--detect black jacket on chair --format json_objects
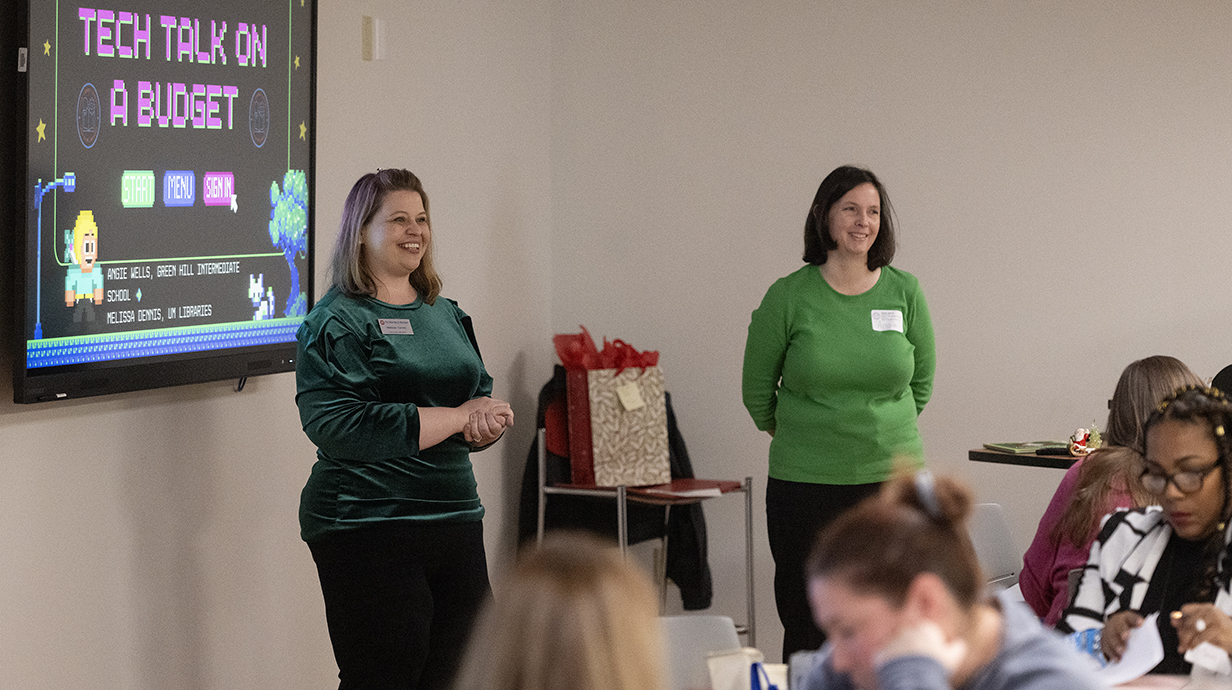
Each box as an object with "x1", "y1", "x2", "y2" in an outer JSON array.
[{"x1": 517, "y1": 365, "x2": 714, "y2": 610}]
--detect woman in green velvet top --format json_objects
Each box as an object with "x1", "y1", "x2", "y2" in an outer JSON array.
[{"x1": 296, "y1": 169, "x2": 514, "y2": 690}]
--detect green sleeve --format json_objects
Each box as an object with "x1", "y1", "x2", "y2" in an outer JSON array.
[
  {"x1": 451, "y1": 301, "x2": 494, "y2": 399},
  {"x1": 742, "y1": 283, "x2": 789, "y2": 431},
  {"x1": 908, "y1": 284, "x2": 935, "y2": 415},
  {"x1": 295, "y1": 316, "x2": 421, "y2": 461}
]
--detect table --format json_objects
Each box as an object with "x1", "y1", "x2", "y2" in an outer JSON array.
[
  {"x1": 968, "y1": 447, "x2": 1079, "y2": 470},
  {"x1": 1116, "y1": 675, "x2": 1220, "y2": 688},
  {"x1": 534, "y1": 428, "x2": 756, "y2": 646},
  {"x1": 1116, "y1": 674, "x2": 1232, "y2": 688},
  {"x1": 1116, "y1": 676, "x2": 1184, "y2": 689}
]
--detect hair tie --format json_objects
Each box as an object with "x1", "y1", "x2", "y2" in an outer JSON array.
[
  {"x1": 914, "y1": 470, "x2": 942, "y2": 520},
  {"x1": 1217, "y1": 425, "x2": 1225, "y2": 437}
]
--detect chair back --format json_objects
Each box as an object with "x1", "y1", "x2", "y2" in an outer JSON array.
[
  {"x1": 660, "y1": 615, "x2": 741, "y2": 690},
  {"x1": 968, "y1": 502, "x2": 1021, "y2": 591}
]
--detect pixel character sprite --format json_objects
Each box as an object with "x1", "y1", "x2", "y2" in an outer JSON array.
[
  {"x1": 65, "y1": 210, "x2": 104, "y2": 322},
  {"x1": 249, "y1": 273, "x2": 276, "y2": 320}
]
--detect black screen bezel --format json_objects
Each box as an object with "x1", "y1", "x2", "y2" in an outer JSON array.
[{"x1": 11, "y1": 0, "x2": 317, "y2": 404}]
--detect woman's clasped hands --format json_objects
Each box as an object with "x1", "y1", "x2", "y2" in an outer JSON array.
[{"x1": 462, "y1": 397, "x2": 514, "y2": 447}]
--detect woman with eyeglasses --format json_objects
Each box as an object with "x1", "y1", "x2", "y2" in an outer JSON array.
[
  {"x1": 1059, "y1": 386, "x2": 1232, "y2": 674},
  {"x1": 1021, "y1": 355, "x2": 1202, "y2": 626}
]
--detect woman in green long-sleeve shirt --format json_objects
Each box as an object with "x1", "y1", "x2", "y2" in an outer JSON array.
[{"x1": 742, "y1": 165, "x2": 935, "y2": 660}]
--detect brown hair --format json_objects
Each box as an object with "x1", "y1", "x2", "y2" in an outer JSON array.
[
  {"x1": 453, "y1": 532, "x2": 664, "y2": 690},
  {"x1": 806, "y1": 471, "x2": 982, "y2": 609},
  {"x1": 329, "y1": 168, "x2": 442, "y2": 304},
  {"x1": 1053, "y1": 356, "x2": 1203, "y2": 546},
  {"x1": 1145, "y1": 385, "x2": 1232, "y2": 601},
  {"x1": 802, "y1": 165, "x2": 897, "y2": 270}
]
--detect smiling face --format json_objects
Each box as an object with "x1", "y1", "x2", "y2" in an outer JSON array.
[
  {"x1": 80, "y1": 227, "x2": 97, "y2": 269},
  {"x1": 825, "y1": 183, "x2": 881, "y2": 259},
  {"x1": 809, "y1": 575, "x2": 904, "y2": 690},
  {"x1": 361, "y1": 189, "x2": 429, "y2": 295},
  {"x1": 1144, "y1": 418, "x2": 1227, "y2": 541}
]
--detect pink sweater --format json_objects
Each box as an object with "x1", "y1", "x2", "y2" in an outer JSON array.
[{"x1": 1019, "y1": 459, "x2": 1133, "y2": 626}]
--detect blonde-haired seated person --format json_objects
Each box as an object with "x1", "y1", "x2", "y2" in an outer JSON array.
[
  {"x1": 1059, "y1": 386, "x2": 1232, "y2": 675},
  {"x1": 453, "y1": 531, "x2": 664, "y2": 690},
  {"x1": 800, "y1": 471, "x2": 1101, "y2": 690}
]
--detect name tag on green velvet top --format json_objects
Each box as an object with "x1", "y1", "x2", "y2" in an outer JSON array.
[{"x1": 378, "y1": 318, "x2": 413, "y2": 335}]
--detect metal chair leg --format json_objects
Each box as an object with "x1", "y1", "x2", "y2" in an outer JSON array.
[
  {"x1": 744, "y1": 476, "x2": 755, "y2": 648},
  {"x1": 536, "y1": 428, "x2": 547, "y2": 545},
  {"x1": 617, "y1": 484, "x2": 628, "y2": 557}
]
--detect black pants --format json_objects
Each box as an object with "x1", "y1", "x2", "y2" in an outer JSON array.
[
  {"x1": 308, "y1": 520, "x2": 491, "y2": 690},
  {"x1": 765, "y1": 478, "x2": 881, "y2": 660}
]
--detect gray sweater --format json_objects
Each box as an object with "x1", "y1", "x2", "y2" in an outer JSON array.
[{"x1": 801, "y1": 591, "x2": 1103, "y2": 690}]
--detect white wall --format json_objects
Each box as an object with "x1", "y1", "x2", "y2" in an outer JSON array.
[
  {"x1": 548, "y1": 0, "x2": 1232, "y2": 658},
  {"x1": 5, "y1": 1, "x2": 1232, "y2": 687},
  {"x1": 0, "y1": 0, "x2": 552, "y2": 688}
]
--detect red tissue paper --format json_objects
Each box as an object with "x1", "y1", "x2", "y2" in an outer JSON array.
[{"x1": 552, "y1": 326, "x2": 659, "y2": 372}]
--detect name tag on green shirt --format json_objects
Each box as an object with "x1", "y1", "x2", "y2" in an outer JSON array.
[
  {"x1": 378, "y1": 318, "x2": 413, "y2": 335},
  {"x1": 870, "y1": 310, "x2": 903, "y2": 333}
]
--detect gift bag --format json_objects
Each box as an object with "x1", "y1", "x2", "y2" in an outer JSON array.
[{"x1": 554, "y1": 327, "x2": 670, "y2": 487}]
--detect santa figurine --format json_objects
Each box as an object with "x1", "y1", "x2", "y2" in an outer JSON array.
[{"x1": 1068, "y1": 426, "x2": 1101, "y2": 456}]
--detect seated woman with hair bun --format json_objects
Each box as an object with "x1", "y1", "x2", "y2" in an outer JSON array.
[{"x1": 802, "y1": 471, "x2": 1101, "y2": 690}]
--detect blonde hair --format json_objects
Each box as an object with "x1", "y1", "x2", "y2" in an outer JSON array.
[
  {"x1": 330, "y1": 168, "x2": 442, "y2": 304},
  {"x1": 1053, "y1": 355, "x2": 1203, "y2": 546},
  {"x1": 453, "y1": 532, "x2": 665, "y2": 690},
  {"x1": 72, "y1": 210, "x2": 98, "y2": 265}
]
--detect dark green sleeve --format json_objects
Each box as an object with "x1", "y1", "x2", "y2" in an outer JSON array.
[
  {"x1": 452, "y1": 301, "x2": 494, "y2": 399},
  {"x1": 295, "y1": 316, "x2": 422, "y2": 462}
]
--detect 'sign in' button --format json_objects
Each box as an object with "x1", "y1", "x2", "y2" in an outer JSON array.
[{"x1": 203, "y1": 172, "x2": 235, "y2": 207}]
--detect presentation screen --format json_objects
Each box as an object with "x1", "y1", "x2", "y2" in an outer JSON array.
[{"x1": 15, "y1": 0, "x2": 316, "y2": 403}]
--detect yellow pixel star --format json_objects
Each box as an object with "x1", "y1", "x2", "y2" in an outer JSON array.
[
  {"x1": 43, "y1": 40, "x2": 50, "y2": 55},
  {"x1": 295, "y1": 55, "x2": 300, "y2": 70},
  {"x1": 299, "y1": 121, "x2": 307, "y2": 140},
  {"x1": 36, "y1": 119, "x2": 46, "y2": 142}
]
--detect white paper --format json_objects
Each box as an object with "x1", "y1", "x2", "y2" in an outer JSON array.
[
  {"x1": 1184, "y1": 641, "x2": 1232, "y2": 676},
  {"x1": 1094, "y1": 612, "x2": 1165, "y2": 686}
]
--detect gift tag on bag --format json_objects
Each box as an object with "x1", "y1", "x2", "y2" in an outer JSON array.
[{"x1": 616, "y1": 380, "x2": 645, "y2": 411}]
